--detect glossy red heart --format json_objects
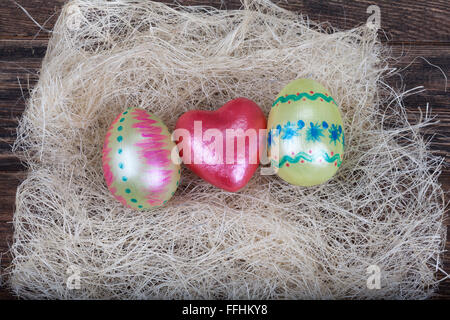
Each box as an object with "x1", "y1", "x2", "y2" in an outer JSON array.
[{"x1": 175, "y1": 98, "x2": 267, "y2": 192}]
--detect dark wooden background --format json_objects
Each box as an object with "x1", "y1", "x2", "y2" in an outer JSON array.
[{"x1": 0, "y1": 0, "x2": 449, "y2": 299}]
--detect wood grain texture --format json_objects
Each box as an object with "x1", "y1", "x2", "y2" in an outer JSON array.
[
  {"x1": 1, "y1": 0, "x2": 449, "y2": 42},
  {"x1": 0, "y1": 0, "x2": 449, "y2": 299}
]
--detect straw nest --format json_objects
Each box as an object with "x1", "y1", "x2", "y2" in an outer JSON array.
[{"x1": 7, "y1": 0, "x2": 447, "y2": 299}]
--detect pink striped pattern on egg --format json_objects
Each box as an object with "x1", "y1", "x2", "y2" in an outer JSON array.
[{"x1": 131, "y1": 109, "x2": 173, "y2": 206}]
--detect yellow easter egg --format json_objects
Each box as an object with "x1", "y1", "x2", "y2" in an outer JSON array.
[
  {"x1": 102, "y1": 107, "x2": 180, "y2": 210},
  {"x1": 267, "y1": 79, "x2": 345, "y2": 186}
]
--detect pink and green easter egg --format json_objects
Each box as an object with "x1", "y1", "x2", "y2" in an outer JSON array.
[
  {"x1": 268, "y1": 79, "x2": 345, "y2": 186},
  {"x1": 102, "y1": 107, "x2": 180, "y2": 210}
]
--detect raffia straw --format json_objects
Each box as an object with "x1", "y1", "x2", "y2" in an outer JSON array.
[{"x1": 7, "y1": 0, "x2": 447, "y2": 299}]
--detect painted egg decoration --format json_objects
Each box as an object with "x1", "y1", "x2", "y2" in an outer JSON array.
[
  {"x1": 268, "y1": 78, "x2": 345, "y2": 186},
  {"x1": 102, "y1": 107, "x2": 180, "y2": 210}
]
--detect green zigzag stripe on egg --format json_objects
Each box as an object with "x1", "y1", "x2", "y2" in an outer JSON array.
[
  {"x1": 272, "y1": 92, "x2": 337, "y2": 107},
  {"x1": 322, "y1": 152, "x2": 342, "y2": 166},
  {"x1": 276, "y1": 151, "x2": 313, "y2": 167},
  {"x1": 272, "y1": 150, "x2": 343, "y2": 168}
]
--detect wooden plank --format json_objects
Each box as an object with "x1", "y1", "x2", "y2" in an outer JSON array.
[
  {"x1": 0, "y1": 0, "x2": 449, "y2": 42},
  {"x1": 0, "y1": 0, "x2": 65, "y2": 40},
  {"x1": 387, "y1": 45, "x2": 450, "y2": 169},
  {"x1": 0, "y1": 183, "x2": 22, "y2": 300}
]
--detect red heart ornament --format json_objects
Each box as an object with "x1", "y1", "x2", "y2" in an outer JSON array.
[{"x1": 175, "y1": 98, "x2": 267, "y2": 192}]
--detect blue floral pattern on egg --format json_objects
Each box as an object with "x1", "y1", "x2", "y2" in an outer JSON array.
[{"x1": 267, "y1": 79, "x2": 345, "y2": 186}]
